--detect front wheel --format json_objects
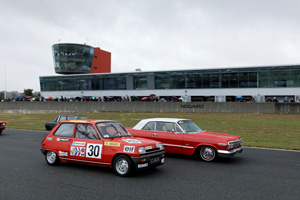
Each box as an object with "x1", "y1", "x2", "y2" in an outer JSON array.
[
  {"x1": 200, "y1": 146, "x2": 216, "y2": 162},
  {"x1": 113, "y1": 155, "x2": 133, "y2": 177},
  {"x1": 45, "y1": 151, "x2": 60, "y2": 166}
]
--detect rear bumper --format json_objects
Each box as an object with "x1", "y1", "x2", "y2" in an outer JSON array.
[
  {"x1": 131, "y1": 150, "x2": 165, "y2": 170},
  {"x1": 41, "y1": 148, "x2": 46, "y2": 155},
  {"x1": 217, "y1": 146, "x2": 244, "y2": 158}
]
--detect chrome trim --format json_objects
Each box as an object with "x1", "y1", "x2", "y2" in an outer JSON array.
[
  {"x1": 62, "y1": 158, "x2": 110, "y2": 165},
  {"x1": 227, "y1": 138, "x2": 243, "y2": 150},
  {"x1": 163, "y1": 143, "x2": 194, "y2": 149},
  {"x1": 218, "y1": 146, "x2": 244, "y2": 155}
]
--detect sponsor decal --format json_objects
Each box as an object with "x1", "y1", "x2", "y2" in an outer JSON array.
[
  {"x1": 122, "y1": 139, "x2": 141, "y2": 144},
  {"x1": 124, "y1": 146, "x2": 135, "y2": 153},
  {"x1": 72, "y1": 141, "x2": 86, "y2": 146},
  {"x1": 86, "y1": 144, "x2": 102, "y2": 159},
  {"x1": 69, "y1": 120, "x2": 88, "y2": 123},
  {"x1": 180, "y1": 104, "x2": 204, "y2": 109},
  {"x1": 145, "y1": 146, "x2": 153, "y2": 150},
  {"x1": 59, "y1": 151, "x2": 68, "y2": 157},
  {"x1": 46, "y1": 137, "x2": 53, "y2": 141},
  {"x1": 104, "y1": 142, "x2": 120, "y2": 147},
  {"x1": 70, "y1": 146, "x2": 85, "y2": 157},
  {"x1": 57, "y1": 138, "x2": 69, "y2": 142}
]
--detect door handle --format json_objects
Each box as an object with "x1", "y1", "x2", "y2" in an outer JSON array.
[{"x1": 152, "y1": 133, "x2": 157, "y2": 136}]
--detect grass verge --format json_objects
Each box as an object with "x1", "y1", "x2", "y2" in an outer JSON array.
[{"x1": 0, "y1": 112, "x2": 299, "y2": 150}]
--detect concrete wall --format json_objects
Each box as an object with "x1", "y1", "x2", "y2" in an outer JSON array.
[{"x1": 1, "y1": 102, "x2": 299, "y2": 114}]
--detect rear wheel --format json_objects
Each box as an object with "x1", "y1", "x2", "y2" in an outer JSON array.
[
  {"x1": 113, "y1": 155, "x2": 132, "y2": 177},
  {"x1": 45, "y1": 151, "x2": 60, "y2": 166},
  {"x1": 200, "y1": 146, "x2": 216, "y2": 162}
]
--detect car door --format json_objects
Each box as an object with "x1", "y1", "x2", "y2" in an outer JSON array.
[
  {"x1": 68, "y1": 123, "x2": 104, "y2": 164},
  {"x1": 151, "y1": 122, "x2": 184, "y2": 154}
]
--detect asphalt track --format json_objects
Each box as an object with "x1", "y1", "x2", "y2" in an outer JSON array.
[{"x1": 0, "y1": 129, "x2": 299, "y2": 200}]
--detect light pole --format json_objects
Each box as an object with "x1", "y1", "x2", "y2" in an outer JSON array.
[{"x1": 0, "y1": 67, "x2": 6, "y2": 99}]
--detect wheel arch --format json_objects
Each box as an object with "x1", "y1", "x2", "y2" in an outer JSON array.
[
  {"x1": 193, "y1": 144, "x2": 218, "y2": 157},
  {"x1": 111, "y1": 153, "x2": 133, "y2": 166}
]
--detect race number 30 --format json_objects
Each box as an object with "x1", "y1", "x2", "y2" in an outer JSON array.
[{"x1": 86, "y1": 144, "x2": 102, "y2": 159}]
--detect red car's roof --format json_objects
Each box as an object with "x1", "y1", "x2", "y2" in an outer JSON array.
[{"x1": 60, "y1": 119, "x2": 116, "y2": 123}]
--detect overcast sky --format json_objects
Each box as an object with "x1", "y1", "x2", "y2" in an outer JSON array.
[{"x1": 1, "y1": 0, "x2": 300, "y2": 92}]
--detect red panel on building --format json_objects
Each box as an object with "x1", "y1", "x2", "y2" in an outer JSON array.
[{"x1": 91, "y1": 48, "x2": 111, "y2": 73}]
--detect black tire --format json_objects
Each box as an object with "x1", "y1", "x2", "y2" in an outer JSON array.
[
  {"x1": 200, "y1": 146, "x2": 216, "y2": 162},
  {"x1": 113, "y1": 155, "x2": 133, "y2": 177},
  {"x1": 0, "y1": 130, "x2": 2, "y2": 135},
  {"x1": 45, "y1": 151, "x2": 60, "y2": 166}
]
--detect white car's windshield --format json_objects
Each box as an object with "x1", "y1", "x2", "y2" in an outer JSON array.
[
  {"x1": 178, "y1": 120, "x2": 203, "y2": 133},
  {"x1": 96, "y1": 122, "x2": 131, "y2": 138}
]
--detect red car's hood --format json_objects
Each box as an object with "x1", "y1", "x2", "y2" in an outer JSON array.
[
  {"x1": 111, "y1": 136, "x2": 160, "y2": 146},
  {"x1": 188, "y1": 131, "x2": 241, "y2": 142}
]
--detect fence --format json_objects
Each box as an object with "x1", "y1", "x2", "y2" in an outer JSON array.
[{"x1": 0, "y1": 102, "x2": 299, "y2": 114}]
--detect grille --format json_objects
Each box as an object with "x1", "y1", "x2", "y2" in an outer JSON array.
[
  {"x1": 229, "y1": 139, "x2": 243, "y2": 149},
  {"x1": 146, "y1": 148, "x2": 160, "y2": 153}
]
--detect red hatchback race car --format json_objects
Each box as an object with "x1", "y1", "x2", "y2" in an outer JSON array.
[
  {"x1": 41, "y1": 119, "x2": 165, "y2": 176},
  {"x1": 127, "y1": 118, "x2": 243, "y2": 162},
  {"x1": 0, "y1": 121, "x2": 6, "y2": 135}
]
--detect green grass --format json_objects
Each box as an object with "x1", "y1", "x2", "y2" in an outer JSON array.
[{"x1": 1, "y1": 112, "x2": 299, "y2": 150}]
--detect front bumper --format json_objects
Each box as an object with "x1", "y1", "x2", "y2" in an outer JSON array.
[
  {"x1": 217, "y1": 146, "x2": 244, "y2": 158},
  {"x1": 131, "y1": 150, "x2": 165, "y2": 170}
]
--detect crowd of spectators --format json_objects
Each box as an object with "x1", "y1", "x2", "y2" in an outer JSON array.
[
  {"x1": 0, "y1": 95, "x2": 183, "y2": 102},
  {"x1": 266, "y1": 96, "x2": 300, "y2": 103},
  {"x1": 1, "y1": 95, "x2": 300, "y2": 103}
]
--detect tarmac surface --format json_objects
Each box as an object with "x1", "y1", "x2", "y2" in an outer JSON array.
[{"x1": 0, "y1": 129, "x2": 299, "y2": 200}]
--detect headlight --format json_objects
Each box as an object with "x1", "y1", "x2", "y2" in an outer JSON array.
[
  {"x1": 156, "y1": 143, "x2": 164, "y2": 150},
  {"x1": 227, "y1": 143, "x2": 234, "y2": 150},
  {"x1": 138, "y1": 147, "x2": 146, "y2": 154}
]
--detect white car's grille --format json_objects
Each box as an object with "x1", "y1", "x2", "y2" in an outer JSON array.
[{"x1": 228, "y1": 139, "x2": 243, "y2": 149}]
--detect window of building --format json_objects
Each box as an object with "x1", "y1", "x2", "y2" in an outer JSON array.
[{"x1": 133, "y1": 74, "x2": 147, "y2": 89}]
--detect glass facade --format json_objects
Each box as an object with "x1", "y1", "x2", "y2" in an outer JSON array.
[
  {"x1": 52, "y1": 43, "x2": 94, "y2": 74},
  {"x1": 40, "y1": 65, "x2": 300, "y2": 91},
  {"x1": 133, "y1": 74, "x2": 147, "y2": 89}
]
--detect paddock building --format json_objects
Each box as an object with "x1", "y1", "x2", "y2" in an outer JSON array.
[{"x1": 39, "y1": 43, "x2": 300, "y2": 102}]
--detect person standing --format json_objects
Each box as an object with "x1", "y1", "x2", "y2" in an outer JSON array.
[
  {"x1": 272, "y1": 97, "x2": 278, "y2": 102},
  {"x1": 266, "y1": 97, "x2": 272, "y2": 102}
]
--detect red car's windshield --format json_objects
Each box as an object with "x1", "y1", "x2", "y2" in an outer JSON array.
[{"x1": 96, "y1": 122, "x2": 131, "y2": 138}]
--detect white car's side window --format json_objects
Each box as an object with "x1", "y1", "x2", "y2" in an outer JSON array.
[
  {"x1": 142, "y1": 122, "x2": 155, "y2": 131},
  {"x1": 174, "y1": 124, "x2": 183, "y2": 133}
]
